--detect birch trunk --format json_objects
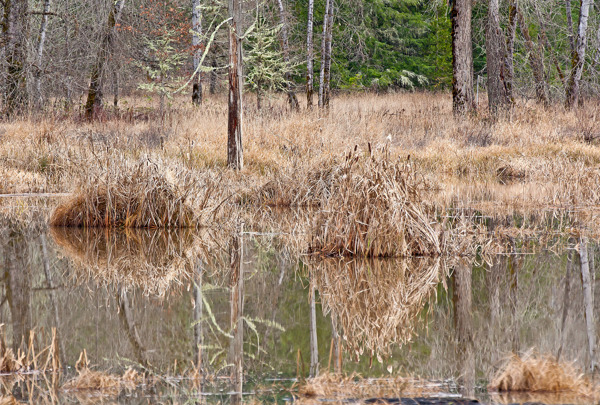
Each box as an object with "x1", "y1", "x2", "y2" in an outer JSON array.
[
  {"x1": 566, "y1": 0, "x2": 592, "y2": 109},
  {"x1": 306, "y1": 0, "x2": 314, "y2": 108},
  {"x1": 486, "y1": 0, "x2": 510, "y2": 115},
  {"x1": 84, "y1": 0, "x2": 125, "y2": 119},
  {"x1": 227, "y1": 0, "x2": 243, "y2": 170},
  {"x1": 451, "y1": 0, "x2": 474, "y2": 115},
  {"x1": 34, "y1": 0, "x2": 51, "y2": 109},
  {"x1": 276, "y1": 0, "x2": 299, "y2": 110},
  {"x1": 516, "y1": 8, "x2": 549, "y2": 106},
  {"x1": 4, "y1": 0, "x2": 30, "y2": 117},
  {"x1": 192, "y1": 0, "x2": 203, "y2": 105}
]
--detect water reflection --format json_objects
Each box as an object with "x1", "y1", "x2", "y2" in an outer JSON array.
[
  {"x1": 313, "y1": 257, "x2": 445, "y2": 360},
  {"x1": 0, "y1": 224, "x2": 596, "y2": 403}
]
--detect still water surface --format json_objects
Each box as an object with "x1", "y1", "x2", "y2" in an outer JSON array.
[{"x1": 0, "y1": 225, "x2": 595, "y2": 403}]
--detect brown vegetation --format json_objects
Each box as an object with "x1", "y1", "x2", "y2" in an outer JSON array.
[
  {"x1": 313, "y1": 257, "x2": 445, "y2": 357},
  {"x1": 489, "y1": 352, "x2": 597, "y2": 398},
  {"x1": 50, "y1": 226, "x2": 199, "y2": 296}
]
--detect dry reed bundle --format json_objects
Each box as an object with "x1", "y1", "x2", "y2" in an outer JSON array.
[
  {"x1": 51, "y1": 227, "x2": 197, "y2": 296},
  {"x1": 489, "y1": 351, "x2": 597, "y2": 398},
  {"x1": 0, "y1": 397, "x2": 17, "y2": 405},
  {"x1": 310, "y1": 148, "x2": 441, "y2": 257},
  {"x1": 314, "y1": 257, "x2": 445, "y2": 358},
  {"x1": 62, "y1": 368, "x2": 140, "y2": 393},
  {"x1": 297, "y1": 373, "x2": 412, "y2": 401},
  {"x1": 50, "y1": 159, "x2": 195, "y2": 228}
]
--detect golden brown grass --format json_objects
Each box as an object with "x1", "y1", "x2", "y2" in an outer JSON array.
[
  {"x1": 50, "y1": 158, "x2": 197, "y2": 228},
  {"x1": 309, "y1": 148, "x2": 441, "y2": 257},
  {"x1": 489, "y1": 351, "x2": 597, "y2": 398},
  {"x1": 313, "y1": 257, "x2": 445, "y2": 357}
]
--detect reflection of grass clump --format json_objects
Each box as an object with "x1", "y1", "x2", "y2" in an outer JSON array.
[
  {"x1": 314, "y1": 257, "x2": 444, "y2": 358},
  {"x1": 51, "y1": 227, "x2": 196, "y2": 296},
  {"x1": 310, "y1": 148, "x2": 441, "y2": 257},
  {"x1": 489, "y1": 351, "x2": 597, "y2": 398},
  {"x1": 50, "y1": 159, "x2": 195, "y2": 228}
]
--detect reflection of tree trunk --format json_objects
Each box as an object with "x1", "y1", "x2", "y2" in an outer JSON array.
[
  {"x1": 309, "y1": 273, "x2": 319, "y2": 377},
  {"x1": 117, "y1": 290, "x2": 149, "y2": 369},
  {"x1": 4, "y1": 233, "x2": 31, "y2": 353},
  {"x1": 508, "y1": 250, "x2": 520, "y2": 352},
  {"x1": 228, "y1": 224, "x2": 244, "y2": 403},
  {"x1": 453, "y1": 264, "x2": 474, "y2": 398},
  {"x1": 331, "y1": 315, "x2": 341, "y2": 373},
  {"x1": 557, "y1": 249, "x2": 573, "y2": 361},
  {"x1": 487, "y1": 259, "x2": 501, "y2": 364},
  {"x1": 40, "y1": 234, "x2": 66, "y2": 369},
  {"x1": 580, "y1": 237, "x2": 597, "y2": 372},
  {"x1": 193, "y1": 260, "x2": 203, "y2": 372}
]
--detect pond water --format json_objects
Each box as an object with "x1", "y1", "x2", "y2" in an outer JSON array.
[{"x1": 0, "y1": 224, "x2": 596, "y2": 404}]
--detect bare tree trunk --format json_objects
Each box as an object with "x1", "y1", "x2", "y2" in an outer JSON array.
[
  {"x1": 34, "y1": 0, "x2": 51, "y2": 110},
  {"x1": 318, "y1": 0, "x2": 333, "y2": 109},
  {"x1": 84, "y1": 0, "x2": 125, "y2": 120},
  {"x1": 306, "y1": 0, "x2": 314, "y2": 108},
  {"x1": 565, "y1": 0, "x2": 576, "y2": 54},
  {"x1": 4, "y1": 0, "x2": 30, "y2": 117},
  {"x1": 227, "y1": 0, "x2": 243, "y2": 170},
  {"x1": 580, "y1": 238, "x2": 597, "y2": 372},
  {"x1": 451, "y1": 0, "x2": 474, "y2": 115},
  {"x1": 566, "y1": 0, "x2": 592, "y2": 109},
  {"x1": 504, "y1": 0, "x2": 517, "y2": 102},
  {"x1": 516, "y1": 8, "x2": 549, "y2": 106},
  {"x1": 276, "y1": 0, "x2": 299, "y2": 110},
  {"x1": 486, "y1": 0, "x2": 510, "y2": 116},
  {"x1": 192, "y1": 0, "x2": 203, "y2": 105},
  {"x1": 534, "y1": 2, "x2": 567, "y2": 89},
  {"x1": 210, "y1": 57, "x2": 218, "y2": 94}
]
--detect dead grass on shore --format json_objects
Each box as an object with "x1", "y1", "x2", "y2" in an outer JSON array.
[
  {"x1": 50, "y1": 226, "x2": 198, "y2": 296},
  {"x1": 309, "y1": 148, "x2": 440, "y2": 257},
  {"x1": 489, "y1": 351, "x2": 597, "y2": 398},
  {"x1": 314, "y1": 257, "x2": 445, "y2": 358}
]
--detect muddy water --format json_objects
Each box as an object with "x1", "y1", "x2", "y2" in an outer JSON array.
[{"x1": 0, "y1": 225, "x2": 596, "y2": 404}]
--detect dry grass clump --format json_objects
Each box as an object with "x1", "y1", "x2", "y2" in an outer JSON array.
[
  {"x1": 314, "y1": 257, "x2": 445, "y2": 358},
  {"x1": 310, "y1": 148, "x2": 441, "y2": 257},
  {"x1": 0, "y1": 397, "x2": 18, "y2": 405},
  {"x1": 50, "y1": 159, "x2": 196, "y2": 228},
  {"x1": 51, "y1": 226, "x2": 197, "y2": 296},
  {"x1": 0, "y1": 342, "x2": 23, "y2": 373},
  {"x1": 489, "y1": 351, "x2": 597, "y2": 398},
  {"x1": 297, "y1": 373, "x2": 412, "y2": 401}
]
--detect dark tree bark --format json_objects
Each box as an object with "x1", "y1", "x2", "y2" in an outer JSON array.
[
  {"x1": 306, "y1": 0, "x2": 314, "y2": 108},
  {"x1": 486, "y1": 0, "x2": 510, "y2": 115},
  {"x1": 276, "y1": 0, "x2": 299, "y2": 110},
  {"x1": 84, "y1": 0, "x2": 125, "y2": 120},
  {"x1": 227, "y1": 0, "x2": 243, "y2": 170},
  {"x1": 451, "y1": 0, "x2": 475, "y2": 115},
  {"x1": 516, "y1": 7, "x2": 549, "y2": 106},
  {"x1": 4, "y1": 0, "x2": 30, "y2": 117},
  {"x1": 566, "y1": 0, "x2": 592, "y2": 109},
  {"x1": 504, "y1": 0, "x2": 518, "y2": 102},
  {"x1": 192, "y1": 0, "x2": 203, "y2": 105},
  {"x1": 318, "y1": 0, "x2": 333, "y2": 109}
]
